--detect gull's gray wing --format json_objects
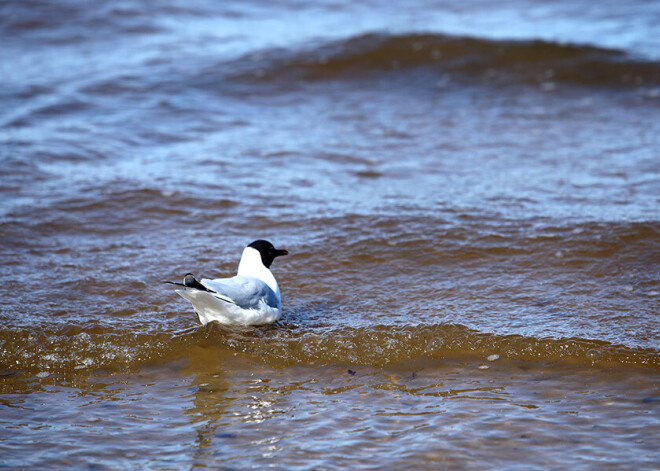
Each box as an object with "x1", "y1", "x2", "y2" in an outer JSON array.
[{"x1": 200, "y1": 275, "x2": 280, "y2": 310}]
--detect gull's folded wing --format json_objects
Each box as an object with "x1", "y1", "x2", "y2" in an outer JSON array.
[{"x1": 200, "y1": 275, "x2": 280, "y2": 310}]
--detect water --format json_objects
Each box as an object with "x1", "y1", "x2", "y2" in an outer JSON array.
[{"x1": 2, "y1": 0, "x2": 660, "y2": 468}]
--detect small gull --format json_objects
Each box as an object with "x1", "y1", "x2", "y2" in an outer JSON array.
[{"x1": 166, "y1": 240, "x2": 288, "y2": 326}]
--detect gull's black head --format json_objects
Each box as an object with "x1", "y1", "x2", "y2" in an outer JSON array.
[{"x1": 248, "y1": 240, "x2": 288, "y2": 268}]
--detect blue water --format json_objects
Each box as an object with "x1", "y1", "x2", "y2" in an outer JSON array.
[{"x1": 2, "y1": 0, "x2": 660, "y2": 468}]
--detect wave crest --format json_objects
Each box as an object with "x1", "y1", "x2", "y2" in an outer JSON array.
[
  {"x1": 2, "y1": 322, "x2": 658, "y2": 376},
  {"x1": 232, "y1": 32, "x2": 660, "y2": 88}
]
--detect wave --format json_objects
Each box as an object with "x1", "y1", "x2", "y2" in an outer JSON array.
[
  {"x1": 2, "y1": 322, "x2": 658, "y2": 377},
  {"x1": 228, "y1": 32, "x2": 660, "y2": 89},
  {"x1": 0, "y1": 186, "x2": 240, "y2": 237},
  {"x1": 1, "y1": 213, "x2": 657, "y2": 377},
  {"x1": 1, "y1": 0, "x2": 167, "y2": 44}
]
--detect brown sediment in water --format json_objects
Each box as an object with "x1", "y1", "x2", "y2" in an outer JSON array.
[
  {"x1": 2, "y1": 348, "x2": 659, "y2": 469},
  {"x1": 229, "y1": 33, "x2": 660, "y2": 87},
  {"x1": 2, "y1": 0, "x2": 660, "y2": 467},
  {"x1": 2, "y1": 322, "x2": 659, "y2": 378}
]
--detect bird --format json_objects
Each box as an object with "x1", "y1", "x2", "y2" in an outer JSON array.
[{"x1": 166, "y1": 240, "x2": 288, "y2": 326}]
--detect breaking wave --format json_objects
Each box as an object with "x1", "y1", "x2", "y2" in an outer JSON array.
[{"x1": 2, "y1": 322, "x2": 658, "y2": 377}]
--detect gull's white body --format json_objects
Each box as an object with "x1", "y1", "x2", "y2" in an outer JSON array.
[{"x1": 176, "y1": 247, "x2": 282, "y2": 326}]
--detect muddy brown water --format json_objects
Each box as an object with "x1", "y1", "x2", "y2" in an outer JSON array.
[{"x1": 2, "y1": 0, "x2": 660, "y2": 468}]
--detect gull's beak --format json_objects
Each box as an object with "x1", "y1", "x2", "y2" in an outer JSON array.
[{"x1": 275, "y1": 248, "x2": 289, "y2": 257}]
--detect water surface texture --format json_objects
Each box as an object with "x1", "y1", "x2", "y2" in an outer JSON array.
[{"x1": 2, "y1": 0, "x2": 660, "y2": 469}]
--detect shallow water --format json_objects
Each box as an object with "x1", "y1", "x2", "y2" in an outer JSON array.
[
  {"x1": 3, "y1": 353, "x2": 660, "y2": 470},
  {"x1": 2, "y1": 0, "x2": 660, "y2": 468}
]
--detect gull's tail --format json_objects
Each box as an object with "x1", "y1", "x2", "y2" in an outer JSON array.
[
  {"x1": 165, "y1": 273, "x2": 236, "y2": 307},
  {"x1": 162, "y1": 281, "x2": 186, "y2": 287},
  {"x1": 162, "y1": 273, "x2": 214, "y2": 292}
]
